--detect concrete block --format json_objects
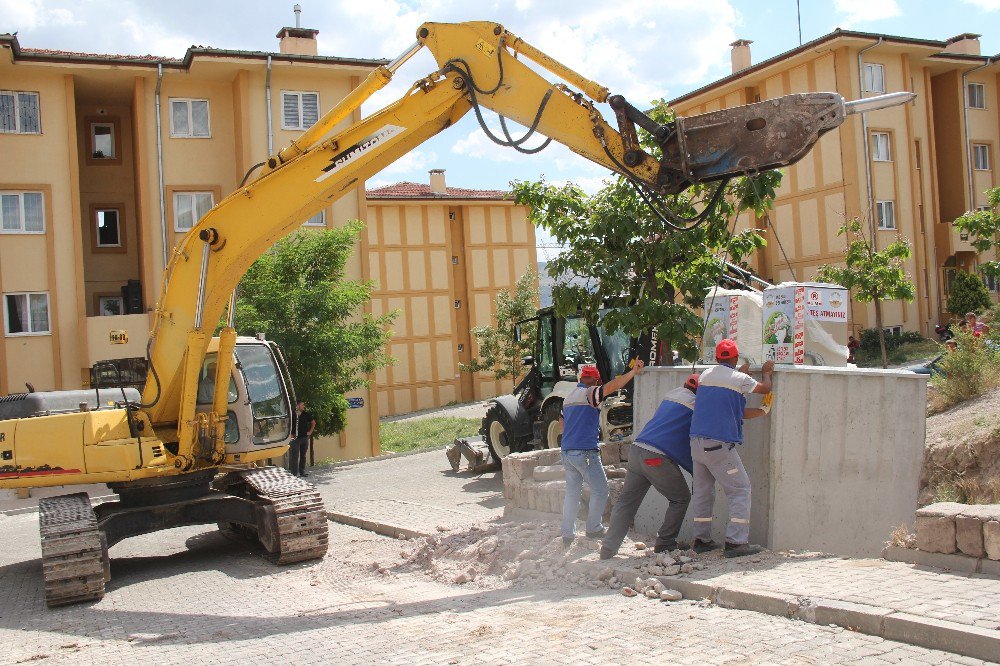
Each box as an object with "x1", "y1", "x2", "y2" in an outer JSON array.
[
  {"x1": 714, "y1": 586, "x2": 797, "y2": 618},
  {"x1": 981, "y1": 557, "x2": 1000, "y2": 577},
  {"x1": 916, "y1": 515, "x2": 956, "y2": 554},
  {"x1": 618, "y1": 440, "x2": 632, "y2": 462},
  {"x1": 533, "y1": 465, "x2": 565, "y2": 481},
  {"x1": 958, "y1": 504, "x2": 1000, "y2": 521},
  {"x1": 799, "y1": 598, "x2": 894, "y2": 636},
  {"x1": 535, "y1": 448, "x2": 562, "y2": 466},
  {"x1": 985, "y1": 520, "x2": 1000, "y2": 561},
  {"x1": 915, "y1": 502, "x2": 969, "y2": 518},
  {"x1": 882, "y1": 545, "x2": 979, "y2": 574},
  {"x1": 956, "y1": 515, "x2": 985, "y2": 558},
  {"x1": 882, "y1": 611, "x2": 1000, "y2": 663},
  {"x1": 599, "y1": 443, "x2": 619, "y2": 465},
  {"x1": 537, "y1": 480, "x2": 566, "y2": 515}
]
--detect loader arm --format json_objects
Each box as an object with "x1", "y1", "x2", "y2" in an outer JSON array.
[{"x1": 142, "y1": 20, "x2": 908, "y2": 459}]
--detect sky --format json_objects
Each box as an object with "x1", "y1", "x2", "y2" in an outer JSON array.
[{"x1": 2, "y1": 0, "x2": 998, "y2": 258}]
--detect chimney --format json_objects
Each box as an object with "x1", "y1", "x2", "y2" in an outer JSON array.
[
  {"x1": 943, "y1": 33, "x2": 981, "y2": 56},
  {"x1": 731, "y1": 39, "x2": 753, "y2": 74},
  {"x1": 276, "y1": 5, "x2": 318, "y2": 56},
  {"x1": 429, "y1": 169, "x2": 447, "y2": 194}
]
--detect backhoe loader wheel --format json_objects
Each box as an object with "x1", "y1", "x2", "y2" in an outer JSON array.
[
  {"x1": 541, "y1": 400, "x2": 563, "y2": 449},
  {"x1": 482, "y1": 404, "x2": 530, "y2": 462},
  {"x1": 38, "y1": 493, "x2": 106, "y2": 607}
]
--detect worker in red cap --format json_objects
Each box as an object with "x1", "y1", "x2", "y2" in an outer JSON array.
[
  {"x1": 688, "y1": 338, "x2": 774, "y2": 558},
  {"x1": 601, "y1": 373, "x2": 700, "y2": 559},
  {"x1": 560, "y1": 359, "x2": 645, "y2": 546}
]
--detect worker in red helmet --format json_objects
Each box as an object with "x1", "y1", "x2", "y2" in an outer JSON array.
[
  {"x1": 601, "y1": 372, "x2": 700, "y2": 560},
  {"x1": 559, "y1": 360, "x2": 645, "y2": 546},
  {"x1": 688, "y1": 339, "x2": 774, "y2": 558}
]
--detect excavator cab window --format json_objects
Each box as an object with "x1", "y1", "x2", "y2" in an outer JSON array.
[
  {"x1": 593, "y1": 310, "x2": 631, "y2": 383},
  {"x1": 195, "y1": 353, "x2": 239, "y2": 405},
  {"x1": 234, "y1": 343, "x2": 291, "y2": 445}
]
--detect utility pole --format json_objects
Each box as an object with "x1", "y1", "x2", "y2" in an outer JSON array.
[{"x1": 797, "y1": 0, "x2": 803, "y2": 45}]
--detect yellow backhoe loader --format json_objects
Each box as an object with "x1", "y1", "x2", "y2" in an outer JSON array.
[{"x1": 0, "y1": 20, "x2": 911, "y2": 606}]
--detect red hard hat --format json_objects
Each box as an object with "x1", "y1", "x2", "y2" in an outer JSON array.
[
  {"x1": 579, "y1": 365, "x2": 601, "y2": 380},
  {"x1": 716, "y1": 338, "x2": 739, "y2": 361},
  {"x1": 683, "y1": 373, "x2": 699, "y2": 392}
]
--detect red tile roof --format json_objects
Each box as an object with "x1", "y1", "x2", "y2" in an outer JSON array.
[
  {"x1": 367, "y1": 182, "x2": 509, "y2": 200},
  {"x1": 21, "y1": 47, "x2": 180, "y2": 63}
]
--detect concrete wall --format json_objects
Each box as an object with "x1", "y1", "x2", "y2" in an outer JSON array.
[{"x1": 632, "y1": 365, "x2": 927, "y2": 557}]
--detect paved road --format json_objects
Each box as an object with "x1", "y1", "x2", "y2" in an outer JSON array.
[
  {"x1": 310, "y1": 449, "x2": 504, "y2": 535},
  {"x1": 0, "y1": 514, "x2": 985, "y2": 665}
]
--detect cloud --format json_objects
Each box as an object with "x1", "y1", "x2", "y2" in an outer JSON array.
[
  {"x1": 833, "y1": 0, "x2": 901, "y2": 25},
  {"x1": 0, "y1": 0, "x2": 77, "y2": 30},
  {"x1": 380, "y1": 148, "x2": 439, "y2": 175},
  {"x1": 959, "y1": 0, "x2": 999, "y2": 9}
]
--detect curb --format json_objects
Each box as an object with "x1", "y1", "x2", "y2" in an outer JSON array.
[
  {"x1": 326, "y1": 511, "x2": 430, "y2": 540},
  {"x1": 566, "y1": 558, "x2": 1000, "y2": 662},
  {"x1": 883, "y1": 544, "x2": 1000, "y2": 577},
  {"x1": 321, "y1": 444, "x2": 450, "y2": 470}
]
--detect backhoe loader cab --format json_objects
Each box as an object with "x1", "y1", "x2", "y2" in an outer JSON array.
[{"x1": 481, "y1": 307, "x2": 637, "y2": 461}]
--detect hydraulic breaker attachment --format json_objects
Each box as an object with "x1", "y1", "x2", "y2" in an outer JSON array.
[{"x1": 609, "y1": 91, "x2": 915, "y2": 194}]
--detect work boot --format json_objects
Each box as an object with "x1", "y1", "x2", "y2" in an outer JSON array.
[
  {"x1": 692, "y1": 539, "x2": 719, "y2": 554},
  {"x1": 562, "y1": 536, "x2": 574, "y2": 548},
  {"x1": 585, "y1": 527, "x2": 606, "y2": 539},
  {"x1": 599, "y1": 547, "x2": 616, "y2": 560},
  {"x1": 723, "y1": 542, "x2": 764, "y2": 558}
]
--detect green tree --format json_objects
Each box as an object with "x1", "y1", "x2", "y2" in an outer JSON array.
[
  {"x1": 460, "y1": 267, "x2": 538, "y2": 381},
  {"x1": 817, "y1": 220, "x2": 915, "y2": 368},
  {"x1": 512, "y1": 100, "x2": 779, "y2": 361},
  {"x1": 233, "y1": 222, "x2": 396, "y2": 436},
  {"x1": 946, "y1": 270, "x2": 992, "y2": 317},
  {"x1": 954, "y1": 186, "x2": 1000, "y2": 281}
]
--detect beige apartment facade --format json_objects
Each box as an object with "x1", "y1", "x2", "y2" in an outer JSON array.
[
  {"x1": 366, "y1": 170, "x2": 537, "y2": 416},
  {"x1": 0, "y1": 26, "x2": 387, "y2": 461},
  {"x1": 671, "y1": 30, "x2": 999, "y2": 336}
]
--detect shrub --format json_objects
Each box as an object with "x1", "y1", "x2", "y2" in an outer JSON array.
[
  {"x1": 947, "y1": 271, "x2": 992, "y2": 317},
  {"x1": 929, "y1": 330, "x2": 1000, "y2": 411}
]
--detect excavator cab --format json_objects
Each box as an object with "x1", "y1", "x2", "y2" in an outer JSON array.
[{"x1": 195, "y1": 336, "x2": 294, "y2": 457}]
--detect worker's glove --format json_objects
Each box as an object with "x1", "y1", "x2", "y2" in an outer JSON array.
[{"x1": 760, "y1": 392, "x2": 774, "y2": 415}]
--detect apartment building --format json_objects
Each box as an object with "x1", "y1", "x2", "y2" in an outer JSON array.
[
  {"x1": 366, "y1": 170, "x2": 536, "y2": 416},
  {"x1": 670, "y1": 30, "x2": 999, "y2": 336},
  {"x1": 0, "y1": 25, "x2": 386, "y2": 460}
]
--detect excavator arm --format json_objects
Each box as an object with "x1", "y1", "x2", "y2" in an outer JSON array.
[{"x1": 143, "y1": 21, "x2": 912, "y2": 463}]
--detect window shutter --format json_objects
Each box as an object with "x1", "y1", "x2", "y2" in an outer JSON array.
[
  {"x1": 283, "y1": 92, "x2": 300, "y2": 129},
  {"x1": 191, "y1": 100, "x2": 210, "y2": 137},
  {"x1": 302, "y1": 93, "x2": 319, "y2": 128},
  {"x1": 171, "y1": 100, "x2": 189, "y2": 136},
  {"x1": 23, "y1": 192, "x2": 44, "y2": 232},
  {"x1": 1, "y1": 92, "x2": 16, "y2": 132},
  {"x1": 17, "y1": 92, "x2": 39, "y2": 133},
  {"x1": 1, "y1": 194, "x2": 20, "y2": 230}
]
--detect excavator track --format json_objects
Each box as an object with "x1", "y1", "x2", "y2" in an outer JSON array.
[
  {"x1": 231, "y1": 467, "x2": 329, "y2": 564},
  {"x1": 38, "y1": 492, "x2": 108, "y2": 607}
]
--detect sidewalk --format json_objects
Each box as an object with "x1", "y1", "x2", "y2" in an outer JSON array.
[{"x1": 309, "y1": 448, "x2": 504, "y2": 536}]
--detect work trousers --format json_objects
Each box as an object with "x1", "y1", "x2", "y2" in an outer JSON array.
[
  {"x1": 561, "y1": 449, "x2": 609, "y2": 539},
  {"x1": 690, "y1": 436, "x2": 751, "y2": 544},
  {"x1": 602, "y1": 447, "x2": 690, "y2": 555},
  {"x1": 289, "y1": 436, "x2": 309, "y2": 476}
]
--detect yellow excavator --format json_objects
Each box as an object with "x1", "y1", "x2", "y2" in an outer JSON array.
[{"x1": 0, "y1": 21, "x2": 911, "y2": 606}]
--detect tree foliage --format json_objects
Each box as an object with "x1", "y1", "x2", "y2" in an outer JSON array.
[
  {"x1": 947, "y1": 270, "x2": 993, "y2": 317},
  {"x1": 954, "y1": 186, "x2": 1000, "y2": 280},
  {"x1": 460, "y1": 267, "x2": 538, "y2": 381},
  {"x1": 816, "y1": 219, "x2": 915, "y2": 368},
  {"x1": 512, "y1": 99, "x2": 780, "y2": 361},
  {"x1": 233, "y1": 223, "x2": 396, "y2": 436}
]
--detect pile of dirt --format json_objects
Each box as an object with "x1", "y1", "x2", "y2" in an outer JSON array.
[{"x1": 921, "y1": 387, "x2": 1000, "y2": 505}]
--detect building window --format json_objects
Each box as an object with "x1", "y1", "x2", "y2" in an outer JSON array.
[
  {"x1": 91, "y1": 121, "x2": 115, "y2": 159},
  {"x1": 0, "y1": 90, "x2": 41, "y2": 134},
  {"x1": 169, "y1": 98, "x2": 210, "y2": 138},
  {"x1": 982, "y1": 270, "x2": 999, "y2": 293},
  {"x1": 883, "y1": 325, "x2": 902, "y2": 336},
  {"x1": 973, "y1": 144, "x2": 990, "y2": 171},
  {"x1": 876, "y1": 200, "x2": 895, "y2": 230},
  {"x1": 0, "y1": 191, "x2": 45, "y2": 233},
  {"x1": 303, "y1": 210, "x2": 325, "y2": 227},
  {"x1": 4, "y1": 292, "x2": 50, "y2": 336},
  {"x1": 95, "y1": 208, "x2": 122, "y2": 247},
  {"x1": 98, "y1": 295, "x2": 125, "y2": 316},
  {"x1": 968, "y1": 82, "x2": 986, "y2": 110},
  {"x1": 864, "y1": 63, "x2": 885, "y2": 93},
  {"x1": 282, "y1": 91, "x2": 319, "y2": 131},
  {"x1": 871, "y1": 132, "x2": 891, "y2": 161},
  {"x1": 173, "y1": 192, "x2": 214, "y2": 231}
]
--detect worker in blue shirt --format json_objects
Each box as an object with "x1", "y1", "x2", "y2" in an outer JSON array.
[
  {"x1": 561, "y1": 360, "x2": 644, "y2": 546},
  {"x1": 689, "y1": 338, "x2": 774, "y2": 558},
  {"x1": 601, "y1": 373, "x2": 699, "y2": 560}
]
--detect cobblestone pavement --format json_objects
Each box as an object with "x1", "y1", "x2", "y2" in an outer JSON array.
[
  {"x1": 0, "y1": 513, "x2": 988, "y2": 666},
  {"x1": 310, "y1": 449, "x2": 504, "y2": 534}
]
